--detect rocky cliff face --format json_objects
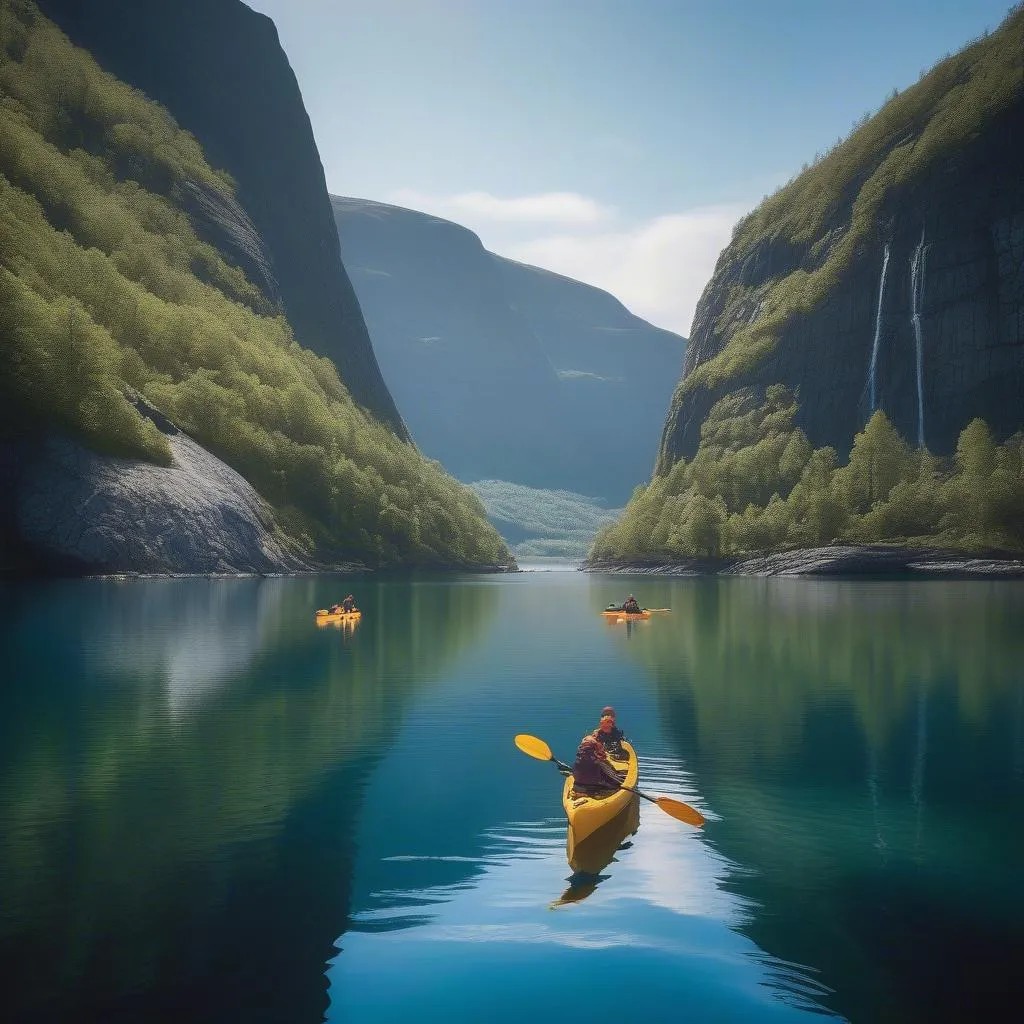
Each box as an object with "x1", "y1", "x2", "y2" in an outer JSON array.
[
  {"x1": 659, "y1": 22, "x2": 1024, "y2": 469},
  {"x1": 332, "y1": 196, "x2": 684, "y2": 502},
  {"x1": 36, "y1": 0, "x2": 407, "y2": 437},
  {"x1": 2, "y1": 401, "x2": 317, "y2": 575}
]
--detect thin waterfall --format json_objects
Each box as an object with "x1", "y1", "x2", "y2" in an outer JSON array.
[
  {"x1": 910, "y1": 230, "x2": 927, "y2": 447},
  {"x1": 868, "y1": 244, "x2": 891, "y2": 413}
]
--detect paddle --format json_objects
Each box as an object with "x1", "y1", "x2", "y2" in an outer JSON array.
[{"x1": 514, "y1": 734, "x2": 705, "y2": 827}]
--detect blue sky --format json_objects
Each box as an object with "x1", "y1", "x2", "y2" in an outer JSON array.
[{"x1": 244, "y1": 0, "x2": 1015, "y2": 335}]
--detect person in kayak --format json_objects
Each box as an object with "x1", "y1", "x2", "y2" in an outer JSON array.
[
  {"x1": 594, "y1": 708, "x2": 629, "y2": 758},
  {"x1": 342, "y1": 594, "x2": 356, "y2": 612},
  {"x1": 567, "y1": 735, "x2": 626, "y2": 797},
  {"x1": 622, "y1": 595, "x2": 642, "y2": 614}
]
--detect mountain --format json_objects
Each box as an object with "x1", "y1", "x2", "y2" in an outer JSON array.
[
  {"x1": 590, "y1": 7, "x2": 1024, "y2": 564},
  {"x1": 658, "y1": 10, "x2": 1024, "y2": 469},
  {"x1": 35, "y1": 0, "x2": 406, "y2": 437},
  {"x1": 0, "y1": 1, "x2": 509, "y2": 573},
  {"x1": 331, "y1": 196, "x2": 685, "y2": 505}
]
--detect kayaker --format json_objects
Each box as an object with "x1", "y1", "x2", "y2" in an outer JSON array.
[
  {"x1": 567, "y1": 735, "x2": 626, "y2": 797},
  {"x1": 342, "y1": 594, "x2": 356, "y2": 612},
  {"x1": 594, "y1": 708, "x2": 629, "y2": 758},
  {"x1": 622, "y1": 595, "x2": 642, "y2": 614}
]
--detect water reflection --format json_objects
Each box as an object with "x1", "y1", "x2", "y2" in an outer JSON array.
[
  {"x1": 615, "y1": 577, "x2": 1024, "y2": 1023},
  {"x1": 0, "y1": 576, "x2": 498, "y2": 1023},
  {"x1": 317, "y1": 574, "x2": 850, "y2": 1021},
  {"x1": 330, "y1": 786, "x2": 832, "y2": 1023},
  {"x1": 3, "y1": 573, "x2": 1020, "y2": 1023}
]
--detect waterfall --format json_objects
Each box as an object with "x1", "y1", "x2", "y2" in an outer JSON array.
[
  {"x1": 910, "y1": 230, "x2": 927, "y2": 447},
  {"x1": 868, "y1": 244, "x2": 890, "y2": 413}
]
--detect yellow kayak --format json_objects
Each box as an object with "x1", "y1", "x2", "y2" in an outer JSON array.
[
  {"x1": 602, "y1": 609, "x2": 650, "y2": 621},
  {"x1": 562, "y1": 741, "x2": 638, "y2": 843},
  {"x1": 567, "y1": 786, "x2": 640, "y2": 875},
  {"x1": 315, "y1": 608, "x2": 362, "y2": 624}
]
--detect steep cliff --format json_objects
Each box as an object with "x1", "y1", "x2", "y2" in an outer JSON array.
[
  {"x1": 36, "y1": 0, "x2": 406, "y2": 437},
  {"x1": 332, "y1": 196, "x2": 684, "y2": 502},
  {"x1": 658, "y1": 7, "x2": 1024, "y2": 470},
  {"x1": 0, "y1": 2, "x2": 509, "y2": 573}
]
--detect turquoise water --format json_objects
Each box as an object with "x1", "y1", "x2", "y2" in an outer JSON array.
[{"x1": 1, "y1": 572, "x2": 1022, "y2": 1022}]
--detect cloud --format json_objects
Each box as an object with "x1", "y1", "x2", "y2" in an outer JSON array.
[
  {"x1": 388, "y1": 188, "x2": 614, "y2": 226},
  {"x1": 506, "y1": 203, "x2": 748, "y2": 337}
]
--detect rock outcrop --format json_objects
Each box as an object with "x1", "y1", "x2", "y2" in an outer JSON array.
[
  {"x1": 584, "y1": 545, "x2": 1024, "y2": 578},
  {"x1": 332, "y1": 196, "x2": 684, "y2": 502},
  {"x1": 36, "y1": 0, "x2": 407, "y2": 437},
  {"x1": 3, "y1": 423, "x2": 317, "y2": 575},
  {"x1": 658, "y1": 14, "x2": 1024, "y2": 468}
]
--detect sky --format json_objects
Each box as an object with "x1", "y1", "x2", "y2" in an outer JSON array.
[{"x1": 244, "y1": 0, "x2": 1015, "y2": 337}]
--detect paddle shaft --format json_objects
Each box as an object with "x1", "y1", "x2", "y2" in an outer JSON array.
[{"x1": 618, "y1": 783, "x2": 660, "y2": 805}]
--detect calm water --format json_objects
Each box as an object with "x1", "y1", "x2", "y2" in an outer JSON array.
[{"x1": 1, "y1": 572, "x2": 1022, "y2": 1022}]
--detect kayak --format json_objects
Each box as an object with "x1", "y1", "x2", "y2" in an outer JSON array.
[
  {"x1": 602, "y1": 609, "x2": 650, "y2": 621},
  {"x1": 562, "y1": 740, "x2": 638, "y2": 843},
  {"x1": 315, "y1": 608, "x2": 362, "y2": 624},
  {"x1": 566, "y1": 784, "x2": 640, "y2": 876}
]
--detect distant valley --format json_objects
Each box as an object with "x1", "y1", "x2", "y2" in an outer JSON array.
[{"x1": 332, "y1": 196, "x2": 685, "y2": 553}]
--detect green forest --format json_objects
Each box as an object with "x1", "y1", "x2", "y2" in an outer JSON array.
[
  {"x1": 468, "y1": 479, "x2": 622, "y2": 558},
  {"x1": 0, "y1": 1, "x2": 508, "y2": 568},
  {"x1": 591, "y1": 387, "x2": 1024, "y2": 560},
  {"x1": 597, "y1": 4, "x2": 1024, "y2": 565}
]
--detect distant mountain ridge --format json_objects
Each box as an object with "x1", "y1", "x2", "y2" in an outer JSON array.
[{"x1": 331, "y1": 195, "x2": 686, "y2": 504}]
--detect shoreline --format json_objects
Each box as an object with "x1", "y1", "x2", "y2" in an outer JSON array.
[
  {"x1": 0, "y1": 562, "x2": 520, "y2": 582},
  {"x1": 581, "y1": 544, "x2": 1024, "y2": 579}
]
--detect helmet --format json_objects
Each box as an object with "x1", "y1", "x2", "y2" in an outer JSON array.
[{"x1": 601, "y1": 706, "x2": 615, "y2": 718}]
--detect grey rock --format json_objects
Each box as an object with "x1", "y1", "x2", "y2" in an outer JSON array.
[
  {"x1": 177, "y1": 179, "x2": 282, "y2": 311},
  {"x1": 10, "y1": 431, "x2": 315, "y2": 575},
  {"x1": 583, "y1": 545, "x2": 1024, "y2": 578}
]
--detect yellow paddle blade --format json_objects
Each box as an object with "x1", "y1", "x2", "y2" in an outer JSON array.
[
  {"x1": 655, "y1": 797, "x2": 705, "y2": 827},
  {"x1": 514, "y1": 734, "x2": 554, "y2": 761}
]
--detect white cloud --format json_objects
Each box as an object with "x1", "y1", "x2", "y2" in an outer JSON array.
[
  {"x1": 388, "y1": 188, "x2": 614, "y2": 226},
  {"x1": 506, "y1": 203, "x2": 748, "y2": 338}
]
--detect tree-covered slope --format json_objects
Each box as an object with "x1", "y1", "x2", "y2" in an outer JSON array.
[
  {"x1": 593, "y1": 6, "x2": 1024, "y2": 563},
  {"x1": 35, "y1": 0, "x2": 406, "y2": 437},
  {"x1": 0, "y1": 1, "x2": 508, "y2": 570},
  {"x1": 661, "y1": 5, "x2": 1023, "y2": 466}
]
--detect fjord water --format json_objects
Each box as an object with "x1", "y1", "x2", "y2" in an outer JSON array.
[{"x1": 1, "y1": 574, "x2": 1022, "y2": 1022}]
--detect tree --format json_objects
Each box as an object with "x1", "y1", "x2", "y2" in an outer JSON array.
[{"x1": 839, "y1": 411, "x2": 912, "y2": 511}]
